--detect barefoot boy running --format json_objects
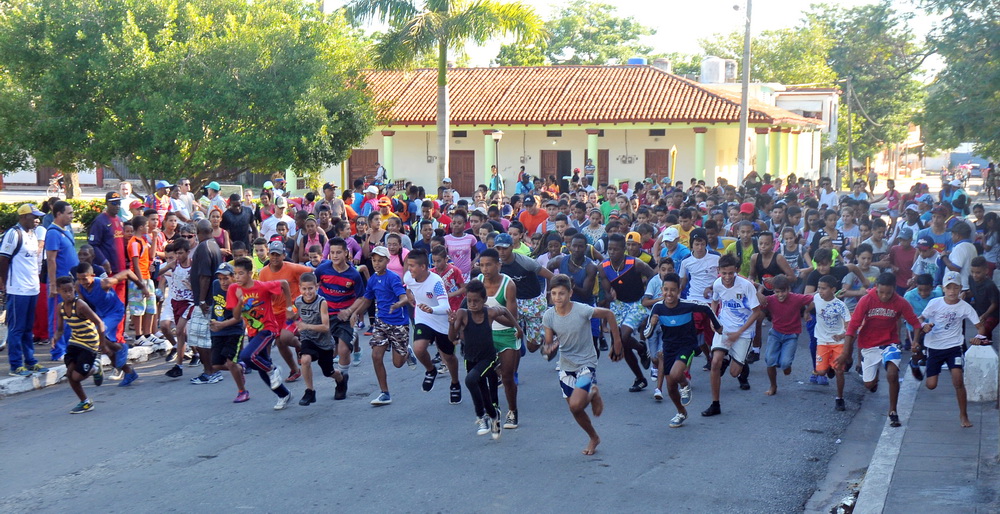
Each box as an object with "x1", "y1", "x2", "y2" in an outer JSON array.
[{"x1": 542, "y1": 275, "x2": 622, "y2": 455}]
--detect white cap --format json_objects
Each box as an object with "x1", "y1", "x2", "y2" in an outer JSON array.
[
  {"x1": 371, "y1": 246, "x2": 390, "y2": 258},
  {"x1": 365, "y1": 185, "x2": 379, "y2": 195},
  {"x1": 943, "y1": 271, "x2": 962, "y2": 288},
  {"x1": 662, "y1": 226, "x2": 680, "y2": 242},
  {"x1": 949, "y1": 179, "x2": 962, "y2": 187},
  {"x1": 442, "y1": 177, "x2": 453, "y2": 183},
  {"x1": 274, "y1": 196, "x2": 288, "y2": 208}
]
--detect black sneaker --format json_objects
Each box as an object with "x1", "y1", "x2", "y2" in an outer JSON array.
[
  {"x1": 738, "y1": 377, "x2": 750, "y2": 390},
  {"x1": 422, "y1": 369, "x2": 438, "y2": 392},
  {"x1": 432, "y1": 353, "x2": 442, "y2": 365},
  {"x1": 165, "y1": 365, "x2": 183, "y2": 378},
  {"x1": 599, "y1": 337, "x2": 609, "y2": 352},
  {"x1": 701, "y1": 402, "x2": 721, "y2": 417},
  {"x1": 299, "y1": 388, "x2": 316, "y2": 406},
  {"x1": 909, "y1": 357, "x2": 924, "y2": 381},
  {"x1": 702, "y1": 362, "x2": 711, "y2": 372},
  {"x1": 746, "y1": 350, "x2": 760, "y2": 364},
  {"x1": 639, "y1": 349, "x2": 651, "y2": 370},
  {"x1": 164, "y1": 348, "x2": 176, "y2": 363},
  {"x1": 334, "y1": 375, "x2": 349, "y2": 400},
  {"x1": 92, "y1": 360, "x2": 104, "y2": 386},
  {"x1": 826, "y1": 367, "x2": 836, "y2": 379},
  {"x1": 449, "y1": 383, "x2": 462, "y2": 404},
  {"x1": 628, "y1": 378, "x2": 648, "y2": 392},
  {"x1": 188, "y1": 353, "x2": 201, "y2": 368},
  {"x1": 888, "y1": 411, "x2": 901, "y2": 427},
  {"x1": 835, "y1": 398, "x2": 846, "y2": 411}
]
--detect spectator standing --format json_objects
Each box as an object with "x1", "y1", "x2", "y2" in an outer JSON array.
[
  {"x1": 221, "y1": 193, "x2": 255, "y2": 250},
  {"x1": 1, "y1": 204, "x2": 48, "y2": 375},
  {"x1": 45, "y1": 201, "x2": 79, "y2": 360}
]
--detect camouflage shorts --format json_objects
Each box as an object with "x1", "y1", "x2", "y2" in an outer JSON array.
[{"x1": 370, "y1": 319, "x2": 410, "y2": 356}]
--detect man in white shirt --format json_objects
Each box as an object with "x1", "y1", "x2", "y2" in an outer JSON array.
[
  {"x1": 679, "y1": 230, "x2": 720, "y2": 304},
  {"x1": 260, "y1": 196, "x2": 295, "y2": 241},
  {"x1": 0, "y1": 204, "x2": 48, "y2": 376},
  {"x1": 818, "y1": 178, "x2": 840, "y2": 211},
  {"x1": 941, "y1": 222, "x2": 976, "y2": 291},
  {"x1": 404, "y1": 248, "x2": 462, "y2": 404}
]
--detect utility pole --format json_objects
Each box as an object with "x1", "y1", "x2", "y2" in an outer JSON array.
[
  {"x1": 736, "y1": 0, "x2": 752, "y2": 186},
  {"x1": 844, "y1": 76, "x2": 853, "y2": 192}
]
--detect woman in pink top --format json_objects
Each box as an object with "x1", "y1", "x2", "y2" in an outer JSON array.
[
  {"x1": 209, "y1": 207, "x2": 231, "y2": 257},
  {"x1": 385, "y1": 233, "x2": 409, "y2": 277}
]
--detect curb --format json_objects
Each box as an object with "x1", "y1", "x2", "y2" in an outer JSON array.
[
  {"x1": 852, "y1": 373, "x2": 920, "y2": 514},
  {"x1": 0, "y1": 342, "x2": 168, "y2": 398}
]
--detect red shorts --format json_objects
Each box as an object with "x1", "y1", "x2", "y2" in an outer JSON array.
[{"x1": 171, "y1": 299, "x2": 195, "y2": 325}]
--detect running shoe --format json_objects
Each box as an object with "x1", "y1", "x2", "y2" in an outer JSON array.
[
  {"x1": 300, "y1": 389, "x2": 316, "y2": 406},
  {"x1": 701, "y1": 402, "x2": 721, "y2": 417},
  {"x1": 598, "y1": 337, "x2": 609, "y2": 352},
  {"x1": 653, "y1": 388, "x2": 663, "y2": 401},
  {"x1": 669, "y1": 412, "x2": 687, "y2": 428},
  {"x1": 680, "y1": 385, "x2": 692, "y2": 406},
  {"x1": 286, "y1": 369, "x2": 301, "y2": 382},
  {"x1": 888, "y1": 411, "x2": 901, "y2": 427},
  {"x1": 111, "y1": 368, "x2": 124, "y2": 381},
  {"x1": 371, "y1": 392, "x2": 392, "y2": 406},
  {"x1": 650, "y1": 366, "x2": 658, "y2": 379},
  {"x1": 432, "y1": 353, "x2": 442, "y2": 365},
  {"x1": 746, "y1": 350, "x2": 760, "y2": 364},
  {"x1": 274, "y1": 394, "x2": 291, "y2": 410},
  {"x1": 503, "y1": 410, "x2": 518, "y2": 429},
  {"x1": 190, "y1": 373, "x2": 211, "y2": 385},
  {"x1": 70, "y1": 400, "x2": 94, "y2": 414},
  {"x1": 267, "y1": 365, "x2": 283, "y2": 390},
  {"x1": 639, "y1": 348, "x2": 651, "y2": 370},
  {"x1": 207, "y1": 371, "x2": 224, "y2": 384},
  {"x1": 809, "y1": 374, "x2": 819, "y2": 384},
  {"x1": 164, "y1": 347, "x2": 176, "y2": 363},
  {"x1": 352, "y1": 350, "x2": 362, "y2": 367},
  {"x1": 406, "y1": 347, "x2": 417, "y2": 369},
  {"x1": 334, "y1": 374, "x2": 349, "y2": 400},
  {"x1": 10, "y1": 366, "x2": 30, "y2": 376},
  {"x1": 628, "y1": 378, "x2": 648, "y2": 392},
  {"x1": 165, "y1": 364, "x2": 183, "y2": 378},
  {"x1": 491, "y1": 415, "x2": 502, "y2": 440},
  {"x1": 115, "y1": 343, "x2": 130, "y2": 369},
  {"x1": 136, "y1": 335, "x2": 151, "y2": 346},
  {"x1": 30, "y1": 363, "x2": 49, "y2": 374},
  {"x1": 738, "y1": 377, "x2": 750, "y2": 390},
  {"x1": 422, "y1": 369, "x2": 438, "y2": 392},
  {"x1": 119, "y1": 370, "x2": 138, "y2": 387},
  {"x1": 835, "y1": 398, "x2": 846, "y2": 411},
  {"x1": 476, "y1": 415, "x2": 490, "y2": 436},
  {"x1": 92, "y1": 360, "x2": 104, "y2": 386},
  {"x1": 908, "y1": 357, "x2": 924, "y2": 381},
  {"x1": 449, "y1": 383, "x2": 462, "y2": 405},
  {"x1": 188, "y1": 353, "x2": 201, "y2": 368},
  {"x1": 234, "y1": 390, "x2": 250, "y2": 403},
  {"x1": 702, "y1": 362, "x2": 711, "y2": 372},
  {"x1": 816, "y1": 375, "x2": 829, "y2": 386}
]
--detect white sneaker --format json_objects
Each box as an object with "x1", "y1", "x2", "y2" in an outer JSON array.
[
  {"x1": 651, "y1": 367, "x2": 659, "y2": 379},
  {"x1": 653, "y1": 388, "x2": 663, "y2": 401},
  {"x1": 273, "y1": 394, "x2": 291, "y2": 410},
  {"x1": 669, "y1": 412, "x2": 687, "y2": 428},
  {"x1": 268, "y1": 365, "x2": 283, "y2": 390},
  {"x1": 137, "y1": 335, "x2": 153, "y2": 346},
  {"x1": 476, "y1": 415, "x2": 491, "y2": 436},
  {"x1": 680, "y1": 385, "x2": 692, "y2": 406},
  {"x1": 491, "y1": 415, "x2": 502, "y2": 440}
]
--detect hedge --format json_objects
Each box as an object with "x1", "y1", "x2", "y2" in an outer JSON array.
[{"x1": 0, "y1": 199, "x2": 107, "y2": 232}]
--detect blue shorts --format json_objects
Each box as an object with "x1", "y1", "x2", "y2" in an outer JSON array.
[
  {"x1": 559, "y1": 367, "x2": 595, "y2": 399},
  {"x1": 925, "y1": 346, "x2": 964, "y2": 378}
]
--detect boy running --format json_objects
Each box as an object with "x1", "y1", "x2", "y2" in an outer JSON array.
[
  {"x1": 542, "y1": 275, "x2": 623, "y2": 455},
  {"x1": 812, "y1": 275, "x2": 851, "y2": 410},
  {"x1": 52, "y1": 276, "x2": 107, "y2": 413},
  {"x1": 126, "y1": 216, "x2": 157, "y2": 344},
  {"x1": 208, "y1": 264, "x2": 248, "y2": 403},
  {"x1": 74, "y1": 263, "x2": 146, "y2": 387},
  {"x1": 404, "y1": 249, "x2": 463, "y2": 404},
  {"x1": 312, "y1": 237, "x2": 366, "y2": 400},
  {"x1": 294, "y1": 272, "x2": 337, "y2": 406},
  {"x1": 759, "y1": 275, "x2": 813, "y2": 396}
]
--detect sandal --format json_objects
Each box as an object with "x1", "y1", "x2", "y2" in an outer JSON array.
[{"x1": 888, "y1": 411, "x2": 901, "y2": 428}]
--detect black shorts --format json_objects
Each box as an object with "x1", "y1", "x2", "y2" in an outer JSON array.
[
  {"x1": 300, "y1": 339, "x2": 336, "y2": 377},
  {"x1": 329, "y1": 318, "x2": 354, "y2": 347},
  {"x1": 413, "y1": 323, "x2": 455, "y2": 355},
  {"x1": 926, "y1": 346, "x2": 964, "y2": 378},
  {"x1": 662, "y1": 345, "x2": 699, "y2": 371},
  {"x1": 65, "y1": 345, "x2": 97, "y2": 375},
  {"x1": 211, "y1": 334, "x2": 242, "y2": 366}
]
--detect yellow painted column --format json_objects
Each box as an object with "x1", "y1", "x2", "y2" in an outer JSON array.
[
  {"x1": 755, "y1": 127, "x2": 769, "y2": 175},
  {"x1": 769, "y1": 128, "x2": 781, "y2": 176},
  {"x1": 381, "y1": 130, "x2": 395, "y2": 181},
  {"x1": 790, "y1": 130, "x2": 801, "y2": 174},
  {"x1": 778, "y1": 128, "x2": 790, "y2": 176},
  {"x1": 693, "y1": 127, "x2": 707, "y2": 181}
]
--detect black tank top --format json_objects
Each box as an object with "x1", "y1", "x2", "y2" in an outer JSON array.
[
  {"x1": 754, "y1": 252, "x2": 783, "y2": 295},
  {"x1": 603, "y1": 257, "x2": 645, "y2": 303},
  {"x1": 462, "y1": 309, "x2": 496, "y2": 362}
]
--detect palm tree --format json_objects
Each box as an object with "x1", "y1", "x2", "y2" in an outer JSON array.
[{"x1": 344, "y1": 0, "x2": 545, "y2": 184}]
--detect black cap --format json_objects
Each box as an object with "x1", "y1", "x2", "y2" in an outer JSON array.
[{"x1": 690, "y1": 228, "x2": 708, "y2": 243}]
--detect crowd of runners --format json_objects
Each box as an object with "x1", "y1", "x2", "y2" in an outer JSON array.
[{"x1": 1, "y1": 168, "x2": 996, "y2": 454}]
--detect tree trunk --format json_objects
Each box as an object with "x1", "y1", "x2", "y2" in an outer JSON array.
[
  {"x1": 436, "y1": 39, "x2": 449, "y2": 185},
  {"x1": 64, "y1": 167, "x2": 81, "y2": 199}
]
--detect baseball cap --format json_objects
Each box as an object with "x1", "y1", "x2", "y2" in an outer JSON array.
[
  {"x1": 16, "y1": 203, "x2": 43, "y2": 216},
  {"x1": 897, "y1": 227, "x2": 914, "y2": 240},
  {"x1": 263, "y1": 181, "x2": 274, "y2": 189},
  {"x1": 501, "y1": 204, "x2": 513, "y2": 218},
  {"x1": 129, "y1": 200, "x2": 143, "y2": 210},
  {"x1": 545, "y1": 200, "x2": 559, "y2": 208},
  {"x1": 905, "y1": 204, "x2": 920, "y2": 213},
  {"x1": 206, "y1": 181, "x2": 221, "y2": 191},
  {"x1": 274, "y1": 177, "x2": 286, "y2": 184},
  {"x1": 364, "y1": 185, "x2": 379, "y2": 195},
  {"x1": 274, "y1": 196, "x2": 288, "y2": 208},
  {"x1": 690, "y1": 228, "x2": 708, "y2": 243},
  {"x1": 916, "y1": 237, "x2": 933, "y2": 249},
  {"x1": 949, "y1": 179, "x2": 962, "y2": 187},
  {"x1": 322, "y1": 182, "x2": 335, "y2": 191},
  {"x1": 625, "y1": 231, "x2": 642, "y2": 243},
  {"x1": 943, "y1": 271, "x2": 962, "y2": 288},
  {"x1": 105, "y1": 191, "x2": 122, "y2": 203},
  {"x1": 371, "y1": 246, "x2": 390, "y2": 259},
  {"x1": 267, "y1": 241, "x2": 285, "y2": 254},
  {"x1": 523, "y1": 195, "x2": 537, "y2": 206},
  {"x1": 932, "y1": 205, "x2": 951, "y2": 217},
  {"x1": 216, "y1": 263, "x2": 234, "y2": 275},
  {"x1": 662, "y1": 227, "x2": 680, "y2": 242},
  {"x1": 442, "y1": 177, "x2": 453, "y2": 183},
  {"x1": 378, "y1": 197, "x2": 392, "y2": 207},
  {"x1": 155, "y1": 180, "x2": 172, "y2": 189},
  {"x1": 494, "y1": 233, "x2": 513, "y2": 248},
  {"x1": 740, "y1": 202, "x2": 755, "y2": 215}
]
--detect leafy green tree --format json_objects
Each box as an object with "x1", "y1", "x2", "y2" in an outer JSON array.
[
  {"x1": 494, "y1": 44, "x2": 547, "y2": 66},
  {"x1": 919, "y1": 0, "x2": 1000, "y2": 158},
  {"x1": 699, "y1": 24, "x2": 837, "y2": 85},
  {"x1": 540, "y1": 0, "x2": 653, "y2": 65},
  {"x1": 344, "y1": 0, "x2": 545, "y2": 184}
]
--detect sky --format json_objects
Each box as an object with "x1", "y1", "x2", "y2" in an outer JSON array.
[{"x1": 330, "y1": 0, "x2": 942, "y2": 73}]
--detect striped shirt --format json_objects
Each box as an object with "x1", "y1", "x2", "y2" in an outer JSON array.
[
  {"x1": 64, "y1": 300, "x2": 100, "y2": 352},
  {"x1": 313, "y1": 260, "x2": 365, "y2": 315}
]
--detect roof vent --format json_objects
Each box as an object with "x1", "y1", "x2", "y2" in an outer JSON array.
[{"x1": 652, "y1": 58, "x2": 672, "y2": 73}]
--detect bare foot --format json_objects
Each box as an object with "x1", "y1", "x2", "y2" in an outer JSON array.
[
  {"x1": 783, "y1": 367, "x2": 792, "y2": 376},
  {"x1": 583, "y1": 436, "x2": 600, "y2": 455},
  {"x1": 961, "y1": 417, "x2": 973, "y2": 428},
  {"x1": 764, "y1": 387, "x2": 777, "y2": 396},
  {"x1": 590, "y1": 386, "x2": 604, "y2": 417}
]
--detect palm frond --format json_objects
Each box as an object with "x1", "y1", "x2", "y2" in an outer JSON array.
[
  {"x1": 444, "y1": 0, "x2": 546, "y2": 46},
  {"x1": 373, "y1": 14, "x2": 441, "y2": 69},
  {"x1": 342, "y1": 0, "x2": 421, "y2": 27}
]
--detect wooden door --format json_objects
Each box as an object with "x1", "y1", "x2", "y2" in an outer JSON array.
[
  {"x1": 348, "y1": 149, "x2": 379, "y2": 186},
  {"x1": 645, "y1": 149, "x2": 670, "y2": 183},
  {"x1": 449, "y1": 150, "x2": 475, "y2": 197},
  {"x1": 539, "y1": 150, "x2": 558, "y2": 182},
  {"x1": 584, "y1": 149, "x2": 610, "y2": 187}
]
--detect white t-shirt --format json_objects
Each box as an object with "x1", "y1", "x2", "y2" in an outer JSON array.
[
  {"x1": 261, "y1": 214, "x2": 295, "y2": 241},
  {"x1": 921, "y1": 297, "x2": 979, "y2": 350},
  {"x1": 679, "y1": 253, "x2": 719, "y2": 303},
  {"x1": 170, "y1": 263, "x2": 193, "y2": 302},
  {"x1": 948, "y1": 241, "x2": 976, "y2": 290},
  {"x1": 403, "y1": 271, "x2": 450, "y2": 334},
  {"x1": 0, "y1": 225, "x2": 40, "y2": 296},
  {"x1": 711, "y1": 275, "x2": 759, "y2": 337},
  {"x1": 813, "y1": 294, "x2": 850, "y2": 345}
]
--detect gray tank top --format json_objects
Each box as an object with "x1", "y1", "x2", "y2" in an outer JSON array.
[{"x1": 295, "y1": 295, "x2": 333, "y2": 350}]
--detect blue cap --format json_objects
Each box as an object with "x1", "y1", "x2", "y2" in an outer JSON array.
[
  {"x1": 494, "y1": 233, "x2": 513, "y2": 248},
  {"x1": 155, "y1": 180, "x2": 173, "y2": 189}
]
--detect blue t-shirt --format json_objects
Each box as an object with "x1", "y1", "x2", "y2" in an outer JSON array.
[
  {"x1": 917, "y1": 227, "x2": 952, "y2": 252},
  {"x1": 363, "y1": 271, "x2": 408, "y2": 325},
  {"x1": 351, "y1": 192, "x2": 364, "y2": 213},
  {"x1": 77, "y1": 281, "x2": 125, "y2": 318},
  {"x1": 44, "y1": 224, "x2": 79, "y2": 282},
  {"x1": 659, "y1": 244, "x2": 692, "y2": 271},
  {"x1": 903, "y1": 286, "x2": 943, "y2": 331},
  {"x1": 210, "y1": 279, "x2": 243, "y2": 336}
]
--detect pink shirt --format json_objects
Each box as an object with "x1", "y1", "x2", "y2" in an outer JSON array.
[{"x1": 444, "y1": 233, "x2": 478, "y2": 279}]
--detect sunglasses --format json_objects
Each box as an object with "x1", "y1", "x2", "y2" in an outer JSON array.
[{"x1": 181, "y1": 234, "x2": 195, "y2": 239}]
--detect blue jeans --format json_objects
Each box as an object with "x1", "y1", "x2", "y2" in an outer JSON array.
[
  {"x1": 7, "y1": 294, "x2": 38, "y2": 370},
  {"x1": 765, "y1": 328, "x2": 799, "y2": 370}
]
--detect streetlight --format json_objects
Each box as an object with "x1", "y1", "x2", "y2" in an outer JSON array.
[
  {"x1": 492, "y1": 129, "x2": 504, "y2": 193},
  {"x1": 735, "y1": 0, "x2": 752, "y2": 186}
]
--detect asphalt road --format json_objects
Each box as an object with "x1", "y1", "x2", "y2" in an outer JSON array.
[{"x1": 0, "y1": 327, "x2": 884, "y2": 514}]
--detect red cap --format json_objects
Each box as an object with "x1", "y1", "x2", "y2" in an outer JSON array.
[{"x1": 739, "y1": 202, "x2": 755, "y2": 215}]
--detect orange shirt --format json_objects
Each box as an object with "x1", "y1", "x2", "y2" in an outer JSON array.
[
  {"x1": 258, "y1": 261, "x2": 313, "y2": 319},
  {"x1": 127, "y1": 235, "x2": 151, "y2": 280},
  {"x1": 518, "y1": 209, "x2": 549, "y2": 236}
]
